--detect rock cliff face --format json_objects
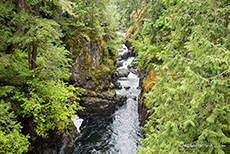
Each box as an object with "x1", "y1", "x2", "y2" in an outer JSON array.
[
  {"x1": 70, "y1": 41, "x2": 114, "y2": 91},
  {"x1": 70, "y1": 40, "x2": 127, "y2": 118},
  {"x1": 138, "y1": 70, "x2": 149, "y2": 127}
]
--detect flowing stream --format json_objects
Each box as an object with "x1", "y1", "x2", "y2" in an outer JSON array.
[{"x1": 72, "y1": 33, "x2": 143, "y2": 154}]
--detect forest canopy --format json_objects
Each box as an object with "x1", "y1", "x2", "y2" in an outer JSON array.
[
  {"x1": 0, "y1": 0, "x2": 118, "y2": 153},
  {"x1": 1, "y1": 0, "x2": 230, "y2": 153},
  {"x1": 121, "y1": 0, "x2": 230, "y2": 153}
]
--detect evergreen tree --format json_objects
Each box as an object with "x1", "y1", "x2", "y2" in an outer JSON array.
[
  {"x1": 0, "y1": 0, "x2": 120, "y2": 153},
  {"x1": 0, "y1": 0, "x2": 83, "y2": 152},
  {"x1": 137, "y1": 0, "x2": 230, "y2": 153}
]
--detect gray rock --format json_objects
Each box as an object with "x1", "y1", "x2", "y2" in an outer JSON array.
[
  {"x1": 115, "y1": 68, "x2": 130, "y2": 78},
  {"x1": 127, "y1": 95, "x2": 137, "y2": 101},
  {"x1": 116, "y1": 54, "x2": 122, "y2": 61},
  {"x1": 124, "y1": 86, "x2": 130, "y2": 90},
  {"x1": 77, "y1": 90, "x2": 127, "y2": 118},
  {"x1": 115, "y1": 61, "x2": 123, "y2": 68},
  {"x1": 121, "y1": 51, "x2": 132, "y2": 59},
  {"x1": 59, "y1": 123, "x2": 80, "y2": 154},
  {"x1": 129, "y1": 68, "x2": 140, "y2": 75},
  {"x1": 114, "y1": 81, "x2": 122, "y2": 89}
]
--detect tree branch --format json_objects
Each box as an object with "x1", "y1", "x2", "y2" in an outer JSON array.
[{"x1": 206, "y1": 69, "x2": 229, "y2": 80}]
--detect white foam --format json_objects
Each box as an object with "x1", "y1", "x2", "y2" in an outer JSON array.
[{"x1": 71, "y1": 115, "x2": 83, "y2": 133}]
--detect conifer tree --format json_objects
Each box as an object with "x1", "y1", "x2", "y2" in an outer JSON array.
[
  {"x1": 138, "y1": 0, "x2": 230, "y2": 153},
  {"x1": 0, "y1": 0, "x2": 120, "y2": 153},
  {"x1": 0, "y1": 0, "x2": 83, "y2": 152}
]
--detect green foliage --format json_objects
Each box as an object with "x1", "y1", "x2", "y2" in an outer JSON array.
[
  {"x1": 117, "y1": 0, "x2": 149, "y2": 28},
  {"x1": 0, "y1": 100, "x2": 29, "y2": 154},
  {"x1": 35, "y1": 46, "x2": 72, "y2": 81},
  {"x1": 137, "y1": 0, "x2": 230, "y2": 154},
  {"x1": 0, "y1": 1, "x2": 16, "y2": 52},
  {"x1": 0, "y1": 0, "x2": 120, "y2": 153},
  {"x1": 0, "y1": 50, "x2": 30, "y2": 86},
  {"x1": 132, "y1": 39, "x2": 163, "y2": 70},
  {"x1": 10, "y1": 17, "x2": 62, "y2": 49},
  {"x1": 13, "y1": 80, "x2": 83, "y2": 137}
]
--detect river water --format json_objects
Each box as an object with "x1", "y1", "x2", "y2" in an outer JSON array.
[{"x1": 73, "y1": 33, "x2": 143, "y2": 154}]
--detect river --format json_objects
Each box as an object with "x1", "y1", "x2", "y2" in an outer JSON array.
[{"x1": 72, "y1": 33, "x2": 143, "y2": 154}]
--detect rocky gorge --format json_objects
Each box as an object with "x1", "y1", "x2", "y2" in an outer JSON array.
[
  {"x1": 28, "y1": 30, "x2": 148, "y2": 154},
  {"x1": 29, "y1": 34, "x2": 136, "y2": 153},
  {"x1": 73, "y1": 32, "x2": 143, "y2": 153}
]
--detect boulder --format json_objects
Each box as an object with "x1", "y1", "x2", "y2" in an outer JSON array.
[
  {"x1": 127, "y1": 59, "x2": 140, "y2": 76},
  {"x1": 114, "y1": 81, "x2": 122, "y2": 89},
  {"x1": 116, "y1": 54, "x2": 122, "y2": 61},
  {"x1": 127, "y1": 59, "x2": 138, "y2": 69},
  {"x1": 127, "y1": 95, "x2": 137, "y2": 101},
  {"x1": 124, "y1": 40, "x2": 135, "y2": 54},
  {"x1": 124, "y1": 86, "x2": 131, "y2": 90},
  {"x1": 115, "y1": 61, "x2": 123, "y2": 68},
  {"x1": 77, "y1": 89, "x2": 127, "y2": 118},
  {"x1": 118, "y1": 44, "x2": 128, "y2": 51},
  {"x1": 115, "y1": 68, "x2": 130, "y2": 78},
  {"x1": 121, "y1": 51, "x2": 132, "y2": 59},
  {"x1": 116, "y1": 50, "x2": 135, "y2": 61}
]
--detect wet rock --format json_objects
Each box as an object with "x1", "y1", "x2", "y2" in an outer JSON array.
[
  {"x1": 115, "y1": 61, "x2": 123, "y2": 68},
  {"x1": 116, "y1": 50, "x2": 136, "y2": 61},
  {"x1": 127, "y1": 95, "x2": 137, "y2": 101},
  {"x1": 127, "y1": 63, "x2": 137, "y2": 70},
  {"x1": 115, "y1": 68, "x2": 130, "y2": 78},
  {"x1": 114, "y1": 81, "x2": 122, "y2": 89},
  {"x1": 118, "y1": 44, "x2": 128, "y2": 51},
  {"x1": 121, "y1": 51, "x2": 132, "y2": 59},
  {"x1": 124, "y1": 86, "x2": 130, "y2": 90},
  {"x1": 116, "y1": 54, "x2": 122, "y2": 61},
  {"x1": 124, "y1": 40, "x2": 132, "y2": 50},
  {"x1": 78, "y1": 89, "x2": 127, "y2": 118},
  {"x1": 124, "y1": 40, "x2": 135, "y2": 55},
  {"x1": 129, "y1": 68, "x2": 140, "y2": 75},
  {"x1": 127, "y1": 59, "x2": 140, "y2": 76},
  {"x1": 138, "y1": 69, "x2": 149, "y2": 127},
  {"x1": 59, "y1": 123, "x2": 80, "y2": 154}
]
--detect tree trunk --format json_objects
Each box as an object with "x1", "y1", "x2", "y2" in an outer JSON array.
[
  {"x1": 35, "y1": 2, "x2": 41, "y2": 17},
  {"x1": 32, "y1": 44, "x2": 37, "y2": 70},
  {"x1": 24, "y1": 0, "x2": 28, "y2": 13},
  {"x1": 107, "y1": 50, "x2": 109, "y2": 67},
  {"x1": 31, "y1": 1, "x2": 40, "y2": 70},
  {"x1": 28, "y1": 44, "x2": 32, "y2": 70},
  {"x1": 10, "y1": 0, "x2": 25, "y2": 54},
  {"x1": 17, "y1": 0, "x2": 23, "y2": 31}
]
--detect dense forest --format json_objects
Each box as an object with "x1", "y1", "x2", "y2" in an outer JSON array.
[
  {"x1": 0, "y1": 0, "x2": 230, "y2": 154},
  {"x1": 122, "y1": 0, "x2": 230, "y2": 153},
  {"x1": 0, "y1": 0, "x2": 119, "y2": 153}
]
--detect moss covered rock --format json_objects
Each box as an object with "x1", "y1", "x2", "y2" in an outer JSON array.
[{"x1": 77, "y1": 89, "x2": 127, "y2": 118}]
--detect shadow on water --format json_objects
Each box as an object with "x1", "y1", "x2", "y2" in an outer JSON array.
[{"x1": 74, "y1": 117, "x2": 117, "y2": 154}]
